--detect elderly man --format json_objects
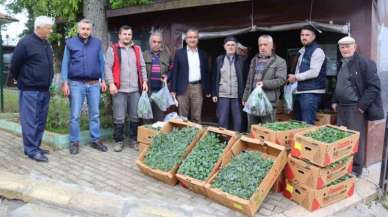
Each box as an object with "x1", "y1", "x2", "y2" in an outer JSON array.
[
  {"x1": 143, "y1": 31, "x2": 171, "y2": 122},
  {"x1": 242, "y1": 35, "x2": 287, "y2": 129},
  {"x1": 105, "y1": 25, "x2": 148, "y2": 152},
  {"x1": 287, "y1": 25, "x2": 326, "y2": 124},
  {"x1": 11, "y1": 16, "x2": 54, "y2": 162},
  {"x1": 332, "y1": 36, "x2": 384, "y2": 177},
  {"x1": 212, "y1": 36, "x2": 246, "y2": 132},
  {"x1": 61, "y1": 19, "x2": 107, "y2": 155}
]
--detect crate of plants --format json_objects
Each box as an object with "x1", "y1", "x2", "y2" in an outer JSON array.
[
  {"x1": 285, "y1": 154, "x2": 353, "y2": 189},
  {"x1": 205, "y1": 136, "x2": 287, "y2": 217},
  {"x1": 176, "y1": 127, "x2": 239, "y2": 196},
  {"x1": 291, "y1": 124, "x2": 360, "y2": 167},
  {"x1": 251, "y1": 121, "x2": 313, "y2": 148},
  {"x1": 137, "y1": 122, "x2": 164, "y2": 145},
  {"x1": 136, "y1": 119, "x2": 204, "y2": 186},
  {"x1": 283, "y1": 174, "x2": 355, "y2": 211}
]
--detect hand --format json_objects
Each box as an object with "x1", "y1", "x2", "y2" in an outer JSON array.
[
  {"x1": 62, "y1": 82, "x2": 70, "y2": 97},
  {"x1": 288, "y1": 74, "x2": 297, "y2": 83},
  {"x1": 101, "y1": 80, "x2": 107, "y2": 93},
  {"x1": 242, "y1": 101, "x2": 245, "y2": 106},
  {"x1": 205, "y1": 94, "x2": 211, "y2": 98},
  {"x1": 212, "y1": 96, "x2": 218, "y2": 103},
  {"x1": 358, "y1": 108, "x2": 364, "y2": 114},
  {"x1": 171, "y1": 92, "x2": 176, "y2": 98},
  {"x1": 109, "y1": 83, "x2": 118, "y2": 95},
  {"x1": 331, "y1": 103, "x2": 337, "y2": 112},
  {"x1": 142, "y1": 82, "x2": 149, "y2": 92},
  {"x1": 256, "y1": 81, "x2": 263, "y2": 87},
  {"x1": 161, "y1": 75, "x2": 168, "y2": 82}
]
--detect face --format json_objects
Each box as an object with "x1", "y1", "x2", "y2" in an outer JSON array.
[
  {"x1": 150, "y1": 35, "x2": 162, "y2": 52},
  {"x1": 258, "y1": 38, "x2": 273, "y2": 56},
  {"x1": 339, "y1": 43, "x2": 357, "y2": 58},
  {"x1": 78, "y1": 22, "x2": 92, "y2": 39},
  {"x1": 224, "y1": 41, "x2": 237, "y2": 55},
  {"x1": 300, "y1": 29, "x2": 316, "y2": 46},
  {"x1": 119, "y1": 29, "x2": 133, "y2": 45},
  {"x1": 36, "y1": 24, "x2": 53, "y2": 39},
  {"x1": 185, "y1": 31, "x2": 199, "y2": 49}
]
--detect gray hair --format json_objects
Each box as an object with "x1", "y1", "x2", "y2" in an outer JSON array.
[
  {"x1": 186, "y1": 28, "x2": 199, "y2": 35},
  {"x1": 258, "y1": 34, "x2": 274, "y2": 44},
  {"x1": 34, "y1": 16, "x2": 54, "y2": 30},
  {"x1": 77, "y1": 19, "x2": 93, "y2": 29},
  {"x1": 149, "y1": 31, "x2": 163, "y2": 45}
]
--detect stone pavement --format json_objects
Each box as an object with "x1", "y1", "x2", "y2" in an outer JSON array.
[{"x1": 0, "y1": 129, "x2": 382, "y2": 217}]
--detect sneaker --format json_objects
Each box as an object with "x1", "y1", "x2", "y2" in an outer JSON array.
[
  {"x1": 69, "y1": 142, "x2": 80, "y2": 155},
  {"x1": 113, "y1": 141, "x2": 124, "y2": 152},
  {"x1": 91, "y1": 140, "x2": 108, "y2": 152}
]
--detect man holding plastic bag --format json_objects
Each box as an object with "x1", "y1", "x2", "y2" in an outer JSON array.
[
  {"x1": 105, "y1": 25, "x2": 148, "y2": 152},
  {"x1": 242, "y1": 35, "x2": 287, "y2": 129}
]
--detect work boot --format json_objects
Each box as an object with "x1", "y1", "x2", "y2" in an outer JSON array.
[
  {"x1": 129, "y1": 121, "x2": 139, "y2": 151},
  {"x1": 129, "y1": 139, "x2": 139, "y2": 151},
  {"x1": 113, "y1": 123, "x2": 124, "y2": 143},
  {"x1": 113, "y1": 141, "x2": 125, "y2": 152},
  {"x1": 91, "y1": 140, "x2": 108, "y2": 152},
  {"x1": 69, "y1": 142, "x2": 80, "y2": 155}
]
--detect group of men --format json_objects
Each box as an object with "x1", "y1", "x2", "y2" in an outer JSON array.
[{"x1": 11, "y1": 16, "x2": 384, "y2": 177}]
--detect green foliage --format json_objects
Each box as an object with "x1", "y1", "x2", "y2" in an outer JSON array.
[
  {"x1": 211, "y1": 151, "x2": 273, "y2": 200},
  {"x1": 110, "y1": 0, "x2": 152, "y2": 9},
  {"x1": 144, "y1": 127, "x2": 199, "y2": 172},
  {"x1": 326, "y1": 174, "x2": 352, "y2": 187},
  {"x1": 305, "y1": 126, "x2": 352, "y2": 143},
  {"x1": 178, "y1": 132, "x2": 228, "y2": 181},
  {"x1": 328, "y1": 156, "x2": 351, "y2": 169},
  {"x1": 3, "y1": 89, "x2": 19, "y2": 113},
  {"x1": 262, "y1": 121, "x2": 309, "y2": 131}
]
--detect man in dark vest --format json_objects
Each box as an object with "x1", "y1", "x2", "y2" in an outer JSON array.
[
  {"x1": 61, "y1": 19, "x2": 108, "y2": 155},
  {"x1": 288, "y1": 25, "x2": 326, "y2": 124},
  {"x1": 105, "y1": 25, "x2": 148, "y2": 152},
  {"x1": 332, "y1": 36, "x2": 384, "y2": 177}
]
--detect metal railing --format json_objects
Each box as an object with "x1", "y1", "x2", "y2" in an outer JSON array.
[{"x1": 379, "y1": 113, "x2": 388, "y2": 192}]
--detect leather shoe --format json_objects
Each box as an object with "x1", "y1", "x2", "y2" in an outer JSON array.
[
  {"x1": 91, "y1": 140, "x2": 108, "y2": 152},
  {"x1": 40, "y1": 148, "x2": 50, "y2": 155},
  {"x1": 69, "y1": 142, "x2": 80, "y2": 155},
  {"x1": 29, "y1": 152, "x2": 48, "y2": 162}
]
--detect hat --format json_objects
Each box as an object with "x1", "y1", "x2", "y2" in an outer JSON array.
[
  {"x1": 301, "y1": 25, "x2": 317, "y2": 34},
  {"x1": 224, "y1": 36, "x2": 237, "y2": 44},
  {"x1": 338, "y1": 36, "x2": 356, "y2": 44}
]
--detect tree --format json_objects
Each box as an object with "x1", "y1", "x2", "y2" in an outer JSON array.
[{"x1": 83, "y1": 0, "x2": 109, "y2": 49}]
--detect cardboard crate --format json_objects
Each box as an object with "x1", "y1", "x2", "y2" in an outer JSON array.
[
  {"x1": 276, "y1": 113, "x2": 293, "y2": 122},
  {"x1": 138, "y1": 143, "x2": 148, "y2": 155},
  {"x1": 314, "y1": 112, "x2": 336, "y2": 126},
  {"x1": 285, "y1": 154, "x2": 353, "y2": 189},
  {"x1": 176, "y1": 127, "x2": 239, "y2": 196},
  {"x1": 250, "y1": 121, "x2": 313, "y2": 148},
  {"x1": 283, "y1": 176, "x2": 355, "y2": 211},
  {"x1": 137, "y1": 125, "x2": 159, "y2": 144},
  {"x1": 205, "y1": 136, "x2": 287, "y2": 217},
  {"x1": 136, "y1": 119, "x2": 204, "y2": 186},
  {"x1": 271, "y1": 170, "x2": 286, "y2": 193},
  {"x1": 291, "y1": 125, "x2": 360, "y2": 167}
]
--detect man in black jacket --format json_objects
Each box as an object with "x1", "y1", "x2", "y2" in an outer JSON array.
[
  {"x1": 332, "y1": 36, "x2": 384, "y2": 177},
  {"x1": 10, "y1": 16, "x2": 54, "y2": 162}
]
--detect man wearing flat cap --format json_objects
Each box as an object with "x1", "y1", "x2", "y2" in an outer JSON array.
[
  {"x1": 332, "y1": 36, "x2": 384, "y2": 177},
  {"x1": 212, "y1": 36, "x2": 247, "y2": 131}
]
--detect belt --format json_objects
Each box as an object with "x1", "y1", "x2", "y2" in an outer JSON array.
[
  {"x1": 189, "y1": 80, "x2": 201, "y2": 85},
  {"x1": 71, "y1": 79, "x2": 99, "y2": 84}
]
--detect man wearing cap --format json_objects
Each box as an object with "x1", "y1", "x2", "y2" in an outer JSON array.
[
  {"x1": 332, "y1": 36, "x2": 384, "y2": 177},
  {"x1": 212, "y1": 36, "x2": 246, "y2": 131},
  {"x1": 287, "y1": 25, "x2": 326, "y2": 124}
]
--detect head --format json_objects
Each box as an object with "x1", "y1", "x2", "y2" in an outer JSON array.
[
  {"x1": 149, "y1": 31, "x2": 163, "y2": 52},
  {"x1": 237, "y1": 43, "x2": 248, "y2": 56},
  {"x1": 118, "y1": 25, "x2": 133, "y2": 45},
  {"x1": 185, "y1": 28, "x2": 199, "y2": 49},
  {"x1": 300, "y1": 25, "x2": 316, "y2": 46},
  {"x1": 34, "y1": 16, "x2": 54, "y2": 40},
  {"x1": 223, "y1": 36, "x2": 237, "y2": 55},
  {"x1": 77, "y1": 19, "x2": 93, "y2": 39},
  {"x1": 258, "y1": 35, "x2": 274, "y2": 57},
  {"x1": 338, "y1": 36, "x2": 357, "y2": 58}
]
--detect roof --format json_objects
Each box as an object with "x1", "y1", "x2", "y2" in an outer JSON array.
[
  {"x1": 106, "y1": 0, "x2": 249, "y2": 18},
  {"x1": 0, "y1": 12, "x2": 18, "y2": 24}
]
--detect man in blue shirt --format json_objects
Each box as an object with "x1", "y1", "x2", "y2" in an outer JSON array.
[{"x1": 61, "y1": 19, "x2": 107, "y2": 155}]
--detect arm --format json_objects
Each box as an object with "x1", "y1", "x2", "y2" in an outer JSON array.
[
  {"x1": 262, "y1": 58, "x2": 287, "y2": 90},
  {"x1": 104, "y1": 47, "x2": 114, "y2": 85},
  {"x1": 211, "y1": 57, "x2": 219, "y2": 97},
  {"x1": 139, "y1": 50, "x2": 147, "y2": 82},
  {"x1": 10, "y1": 40, "x2": 26, "y2": 80},
  {"x1": 171, "y1": 52, "x2": 179, "y2": 93},
  {"x1": 242, "y1": 58, "x2": 256, "y2": 102},
  {"x1": 99, "y1": 48, "x2": 105, "y2": 80},
  {"x1": 60, "y1": 46, "x2": 70, "y2": 84},
  {"x1": 358, "y1": 60, "x2": 380, "y2": 112},
  {"x1": 295, "y1": 48, "x2": 325, "y2": 81}
]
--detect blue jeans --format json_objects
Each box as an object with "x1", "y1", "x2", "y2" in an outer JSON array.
[
  {"x1": 294, "y1": 93, "x2": 322, "y2": 124},
  {"x1": 69, "y1": 80, "x2": 100, "y2": 143},
  {"x1": 217, "y1": 97, "x2": 242, "y2": 132},
  {"x1": 19, "y1": 90, "x2": 50, "y2": 156}
]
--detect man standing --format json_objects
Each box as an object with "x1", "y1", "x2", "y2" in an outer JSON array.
[
  {"x1": 143, "y1": 31, "x2": 170, "y2": 122},
  {"x1": 105, "y1": 25, "x2": 148, "y2": 152},
  {"x1": 171, "y1": 28, "x2": 210, "y2": 123},
  {"x1": 61, "y1": 19, "x2": 108, "y2": 155},
  {"x1": 332, "y1": 36, "x2": 384, "y2": 177},
  {"x1": 11, "y1": 16, "x2": 54, "y2": 162},
  {"x1": 212, "y1": 36, "x2": 246, "y2": 132},
  {"x1": 242, "y1": 35, "x2": 287, "y2": 129},
  {"x1": 287, "y1": 25, "x2": 326, "y2": 124}
]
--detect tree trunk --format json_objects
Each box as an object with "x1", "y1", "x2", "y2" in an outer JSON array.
[{"x1": 83, "y1": 0, "x2": 109, "y2": 50}]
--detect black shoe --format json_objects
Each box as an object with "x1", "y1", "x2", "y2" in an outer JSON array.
[
  {"x1": 40, "y1": 148, "x2": 50, "y2": 155},
  {"x1": 91, "y1": 140, "x2": 108, "y2": 152},
  {"x1": 29, "y1": 152, "x2": 48, "y2": 162},
  {"x1": 69, "y1": 142, "x2": 80, "y2": 155}
]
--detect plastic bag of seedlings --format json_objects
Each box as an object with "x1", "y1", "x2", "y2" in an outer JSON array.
[
  {"x1": 243, "y1": 86, "x2": 273, "y2": 116},
  {"x1": 283, "y1": 83, "x2": 297, "y2": 113},
  {"x1": 150, "y1": 81, "x2": 175, "y2": 111},
  {"x1": 137, "y1": 91, "x2": 153, "y2": 119}
]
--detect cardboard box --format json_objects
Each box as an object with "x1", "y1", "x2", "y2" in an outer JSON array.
[
  {"x1": 271, "y1": 171, "x2": 285, "y2": 193},
  {"x1": 315, "y1": 112, "x2": 336, "y2": 126},
  {"x1": 276, "y1": 113, "x2": 293, "y2": 122},
  {"x1": 137, "y1": 125, "x2": 159, "y2": 144},
  {"x1": 291, "y1": 125, "x2": 360, "y2": 167},
  {"x1": 285, "y1": 155, "x2": 353, "y2": 189},
  {"x1": 138, "y1": 143, "x2": 148, "y2": 155},
  {"x1": 176, "y1": 127, "x2": 239, "y2": 196},
  {"x1": 283, "y1": 176, "x2": 355, "y2": 211},
  {"x1": 250, "y1": 121, "x2": 313, "y2": 148},
  {"x1": 205, "y1": 136, "x2": 287, "y2": 217},
  {"x1": 136, "y1": 119, "x2": 204, "y2": 186}
]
